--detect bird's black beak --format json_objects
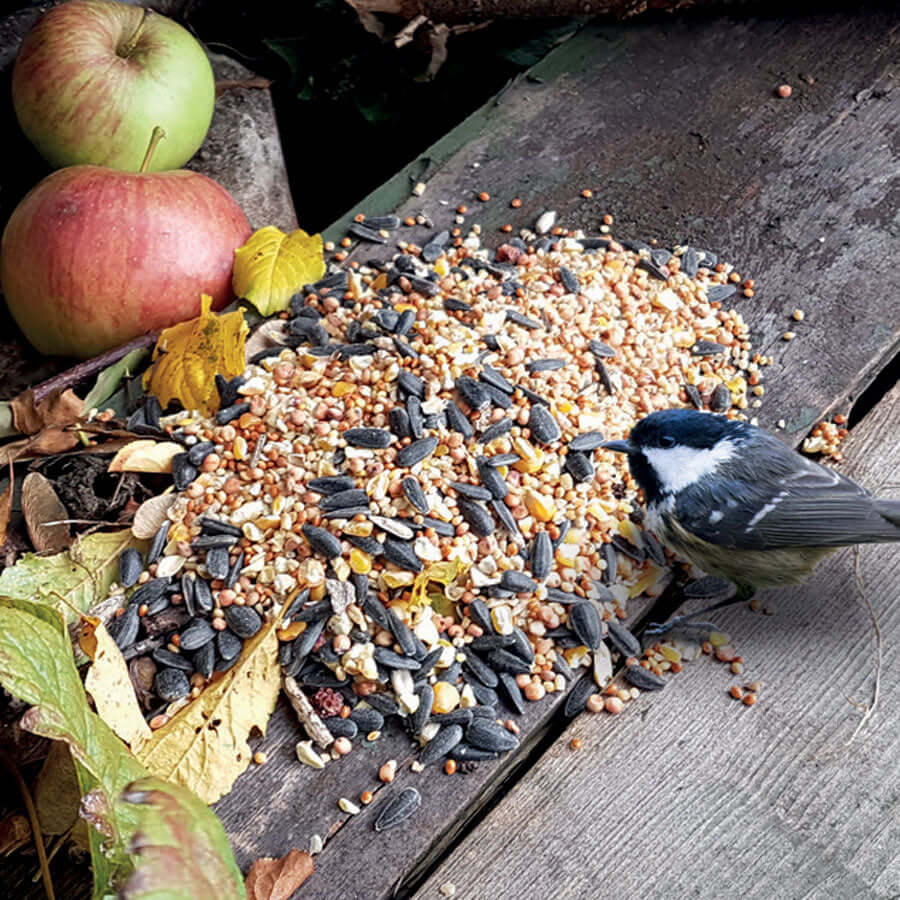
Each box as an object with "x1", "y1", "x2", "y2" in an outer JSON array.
[{"x1": 599, "y1": 439, "x2": 635, "y2": 455}]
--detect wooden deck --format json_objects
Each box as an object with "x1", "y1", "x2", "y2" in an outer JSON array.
[{"x1": 3, "y1": 4, "x2": 900, "y2": 898}]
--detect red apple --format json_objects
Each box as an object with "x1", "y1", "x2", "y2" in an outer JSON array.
[
  {"x1": 12, "y1": 0, "x2": 215, "y2": 172},
  {"x1": 0, "y1": 156, "x2": 252, "y2": 359}
]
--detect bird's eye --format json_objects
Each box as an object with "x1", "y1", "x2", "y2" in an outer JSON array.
[{"x1": 660, "y1": 435, "x2": 676, "y2": 448}]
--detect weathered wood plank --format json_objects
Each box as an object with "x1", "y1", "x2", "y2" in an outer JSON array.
[
  {"x1": 213, "y1": 10, "x2": 900, "y2": 900},
  {"x1": 416, "y1": 379, "x2": 900, "y2": 899}
]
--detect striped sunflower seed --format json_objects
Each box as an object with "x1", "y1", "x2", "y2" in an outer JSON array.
[
  {"x1": 396, "y1": 437, "x2": 438, "y2": 468},
  {"x1": 448, "y1": 743, "x2": 500, "y2": 762},
  {"x1": 563, "y1": 675, "x2": 597, "y2": 718},
  {"x1": 706, "y1": 283, "x2": 736, "y2": 303},
  {"x1": 323, "y1": 717, "x2": 358, "y2": 739},
  {"x1": 624, "y1": 664, "x2": 666, "y2": 691},
  {"x1": 444, "y1": 401, "x2": 474, "y2": 438},
  {"x1": 450, "y1": 481, "x2": 493, "y2": 501},
  {"x1": 527, "y1": 405, "x2": 561, "y2": 444},
  {"x1": 485, "y1": 649, "x2": 531, "y2": 676},
  {"x1": 479, "y1": 364, "x2": 514, "y2": 394},
  {"x1": 343, "y1": 427, "x2": 393, "y2": 449},
  {"x1": 381, "y1": 536, "x2": 424, "y2": 572},
  {"x1": 605, "y1": 620, "x2": 641, "y2": 658},
  {"x1": 462, "y1": 652, "x2": 499, "y2": 688},
  {"x1": 193, "y1": 642, "x2": 215, "y2": 679},
  {"x1": 302, "y1": 524, "x2": 342, "y2": 559},
  {"x1": 526, "y1": 358, "x2": 565, "y2": 374},
  {"x1": 155, "y1": 668, "x2": 191, "y2": 702},
  {"x1": 643, "y1": 531, "x2": 666, "y2": 566},
  {"x1": 588, "y1": 339, "x2": 616, "y2": 359},
  {"x1": 109, "y1": 603, "x2": 140, "y2": 650},
  {"x1": 465, "y1": 718, "x2": 518, "y2": 752},
  {"x1": 307, "y1": 475, "x2": 356, "y2": 494},
  {"x1": 224, "y1": 606, "x2": 262, "y2": 639},
  {"x1": 491, "y1": 499, "x2": 523, "y2": 544},
  {"x1": 455, "y1": 375, "x2": 489, "y2": 410},
  {"x1": 171, "y1": 453, "x2": 197, "y2": 491},
  {"x1": 564, "y1": 451, "x2": 594, "y2": 483},
  {"x1": 569, "y1": 602, "x2": 603, "y2": 650},
  {"x1": 529, "y1": 531, "x2": 552, "y2": 580},
  {"x1": 187, "y1": 441, "x2": 215, "y2": 466},
  {"x1": 499, "y1": 570, "x2": 537, "y2": 593},
  {"x1": 420, "y1": 724, "x2": 464, "y2": 764},
  {"x1": 205, "y1": 546, "x2": 230, "y2": 580},
  {"x1": 217, "y1": 629, "x2": 243, "y2": 661},
  {"x1": 709, "y1": 383, "x2": 732, "y2": 412},
  {"x1": 691, "y1": 340, "x2": 726, "y2": 357},
  {"x1": 476, "y1": 457, "x2": 508, "y2": 500},
  {"x1": 569, "y1": 431, "x2": 605, "y2": 452},
  {"x1": 684, "y1": 383, "x2": 704, "y2": 410},
  {"x1": 180, "y1": 620, "x2": 216, "y2": 652},
  {"x1": 468, "y1": 598, "x2": 493, "y2": 633},
  {"x1": 457, "y1": 498, "x2": 495, "y2": 537},
  {"x1": 559, "y1": 266, "x2": 580, "y2": 294},
  {"x1": 389, "y1": 405, "x2": 411, "y2": 439},
  {"x1": 319, "y1": 489, "x2": 370, "y2": 511},
  {"x1": 411, "y1": 683, "x2": 433, "y2": 734},
  {"x1": 373, "y1": 647, "x2": 420, "y2": 671},
  {"x1": 119, "y1": 548, "x2": 143, "y2": 588},
  {"x1": 496, "y1": 671, "x2": 525, "y2": 715},
  {"x1": 147, "y1": 522, "x2": 170, "y2": 566},
  {"x1": 397, "y1": 369, "x2": 425, "y2": 398},
  {"x1": 349, "y1": 706, "x2": 384, "y2": 732},
  {"x1": 480, "y1": 418, "x2": 512, "y2": 443},
  {"x1": 374, "y1": 787, "x2": 421, "y2": 832},
  {"x1": 387, "y1": 609, "x2": 418, "y2": 657}
]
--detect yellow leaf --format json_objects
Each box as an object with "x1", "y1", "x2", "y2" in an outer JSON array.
[
  {"x1": 80, "y1": 616, "x2": 152, "y2": 749},
  {"x1": 409, "y1": 559, "x2": 464, "y2": 610},
  {"x1": 143, "y1": 294, "x2": 248, "y2": 416},
  {"x1": 108, "y1": 440, "x2": 185, "y2": 474},
  {"x1": 136, "y1": 615, "x2": 281, "y2": 804},
  {"x1": 232, "y1": 226, "x2": 326, "y2": 316}
]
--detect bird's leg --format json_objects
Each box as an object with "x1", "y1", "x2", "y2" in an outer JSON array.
[{"x1": 643, "y1": 585, "x2": 755, "y2": 637}]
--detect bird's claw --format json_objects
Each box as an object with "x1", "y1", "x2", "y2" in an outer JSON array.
[{"x1": 644, "y1": 616, "x2": 721, "y2": 637}]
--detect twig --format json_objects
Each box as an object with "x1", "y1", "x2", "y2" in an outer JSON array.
[
  {"x1": 31, "y1": 333, "x2": 159, "y2": 406},
  {"x1": 845, "y1": 546, "x2": 882, "y2": 745},
  {"x1": 0, "y1": 748, "x2": 55, "y2": 900}
]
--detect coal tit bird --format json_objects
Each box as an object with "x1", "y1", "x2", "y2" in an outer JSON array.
[{"x1": 601, "y1": 409, "x2": 900, "y2": 630}]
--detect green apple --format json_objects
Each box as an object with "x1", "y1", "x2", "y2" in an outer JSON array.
[{"x1": 12, "y1": 0, "x2": 215, "y2": 172}]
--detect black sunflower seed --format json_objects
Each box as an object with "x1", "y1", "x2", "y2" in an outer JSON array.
[
  {"x1": 500, "y1": 571, "x2": 537, "y2": 593},
  {"x1": 624, "y1": 664, "x2": 666, "y2": 691},
  {"x1": 131, "y1": 577, "x2": 169, "y2": 607},
  {"x1": 411, "y1": 683, "x2": 433, "y2": 734},
  {"x1": 109, "y1": 604, "x2": 140, "y2": 650},
  {"x1": 155, "y1": 668, "x2": 191, "y2": 702},
  {"x1": 401, "y1": 477, "x2": 429, "y2": 514},
  {"x1": 709, "y1": 383, "x2": 732, "y2": 412},
  {"x1": 346, "y1": 534, "x2": 382, "y2": 557},
  {"x1": 119, "y1": 548, "x2": 143, "y2": 588},
  {"x1": 684, "y1": 576, "x2": 732, "y2": 600},
  {"x1": 596, "y1": 359, "x2": 615, "y2": 395},
  {"x1": 465, "y1": 718, "x2": 518, "y2": 752},
  {"x1": 470, "y1": 634, "x2": 515, "y2": 653},
  {"x1": 374, "y1": 308, "x2": 400, "y2": 332},
  {"x1": 611, "y1": 533, "x2": 645, "y2": 563},
  {"x1": 505, "y1": 309, "x2": 540, "y2": 329},
  {"x1": 386, "y1": 608, "x2": 417, "y2": 657},
  {"x1": 691, "y1": 340, "x2": 727, "y2": 357},
  {"x1": 406, "y1": 395, "x2": 424, "y2": 440},
  {"x1": 480, "y1": 421, "x2": 513, "y2": 447},
  {"x1": 707, "y1": 283, "x2": 737, "y2": 303},
  {"x1": 394, "y1": 337, "x2": 419, "y2": 360},
  {"x1": 444, "y1": 401, "x2": 474, "y2": 439},
  {"x1": 450, "y1": 482, "x2": 493, "y2": 502},
  {"x1": 422, "y1": 516, "x2": 455, "y2": 537},
  {"x1": 192, "y1": 641, "x2": 215, "y2": 679},
  {"x1": 350, "y1": 706, "x2": 384, "y2": 732},
  {"x1": 545, "y1": 587, "x2": 581, "y2": 604},
  {"x1": 448, "y1": 743, "x2": 500, "y2": 762},
  {"x1": 469, "y1": 681, "x2": 500, "y2": 708},
  {"x1": 396, "y1": 437, "x2": 438, "y2": 468},
  {"x1": 529, "y1": 531, "x2": 552, "y2": 580},
  {"x1": 486, "y1": 649, "x2": 531, "y2": 675},
  {"x1": 381, "y1": 536, "x2": 423, "y2": 572},
  {"x1": 171, "y1": 453, "x2": 197, "y2": 490},
  {"x1": 485, "y1": 453, "x2": 519, "y2": 467},
  {"x1": 224, "y1": 606, "x2": 262, "y2": 639},
  {"x1": 684, "y1": 383, "x2": 704, "y2": 410},
  {"x1": 319, "y1": 489, "x2": 370, "y2": 511},
  {"x1": 191, "y1": 534, "x2": 238, "y2": 550},
  {"x1": 405, "y1": 274, "x2": 441, "y2": 297},
  {"x1": 323, "y1": 716, "x2": 358, "y2": 740},
  {"x1": 467, "y1": 598, "x2": 493, "y2": 633},
  {"x1": 444, "y1": 298, "x2": 472, "y2": 313},
  {"x1": 643, "y1": 531, "x2": 666, "y2": 566},
  {"x1": 147, "y1": 522, "x2": 170, "y2": 566},
  {"x1": 600, "y1": 541, "x2": 617, "y2": 583},
  {"x1": 637, "y1": 257, "x2": 668, "y2": 281},
  {"x1": 564, "y1": 450, "x2": 594, "y2": 484},
  {"x1": 149, "y1": 648, "x2": 192, "y2": 674},
  {"x1": 415, "y1": 647, "x2": 444, "y2": 679},
  {"x1": 420, "y1": 724, "x2": 464, "y2": 764},
  {"x1": 526, "y1": 358, "x2": 566, "y2": 374},
  {"x1": 559, "y1": 266, "x2": 580, "y2": 294},
  {"x1": 216, "y1": 401, "x2": 250, "y2": 425},
  {"x1": 588, "y1": 339, "x2": 616, "y2": 359},
  {"x1": 374, "y1": 787, "x2": 421, "y2": 832},
  {"x1": 217, "y1": 629, "x2": 243, "y2": 661},
  {"x1": 373, "y1": 647, "x2": 420, "y2": 670},
  {"x1": 302, "y1": 525, "x2": 342, "y2": 559},
  {"x1": 496, "y1": 672, "x2": 526, "y2": 715},
  {"x1": 388, "y1": 405, "x2": 412, "y2": 439},
  {"x1": 349, "y1": 222, "x2": 387, "y2": 243},
  {"x1": 397, "y1": 369, "x2": 425, "y2": 398},
  {"x1": 527, "y1": 405, "x2": 561, "y2": 444},
  {"x1": 187, "y1": 441, "x2": 216, "y2": 466},
  {"x1": 199, "y1": 517, "x2": 243, "y2": 538},
  {"x1": 605, "y1": 620, "x2": 641, "y2": 658},
  {"x1": 490, "y1": 499, "x2": 523, "y2": 543},
  {"x1": 323, "y1": 506, "x2": 370, "y2": 521},
  {"x1": 457, "y1": 498, "x2": 495, "y2": 537},
  {"x1": 476, "y1": 457, "x2": 508, "y2": 500},
  {"x1": 307, "y1": 476, "x2": 355, "y2": 495},
  {"x1": 433, "y1": 709, "x2": 473, "y2": 729},
  {"x1": 564, "y1": 675, "x2": 597, "y2": 718},
  {"x1": 203, "y1": 547, "x2": 229, "y2": 580},
  {"x1": 508, "y1": 628, "x2": 535, "y2": 664},
  {"x1": 343, "y1": 427, "x2": 393, "y2": 449},
  {"x1": 479, "y1": 364, "x2": 514, "y2": 395},
  {"x1": 680, "y1": 247, "x2": 700, "y2": 279},
  {"x1": 193, "y1": 577, "x2": 214, "y2": 614},
  {"x1": 569, "y1": 431, "x2": 605, "y2": 452},
  {"x1": 569, "y1": 601, "x2": 603, "y2": 649},
  {"x1": 455, "y1": 376, "x2": 489, "y2": 410},
  {"x1": 482, "y1": 382, "x2": 512, "y2": 409},
  {"x1": 462, "y1": 651, "x2": 499, "y2": 688},
  {"x1": 294, "y1": 617, "x2": 326, "y2": 663},
  {"x1": 180, "y1": 620, "x2": 215, "y2": 652}
]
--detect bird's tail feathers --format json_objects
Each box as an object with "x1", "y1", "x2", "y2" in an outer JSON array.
[{"x1": 874, "y1": 498, "x2": 900, "y2": 531}]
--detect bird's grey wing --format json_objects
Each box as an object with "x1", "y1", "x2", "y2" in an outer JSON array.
[{"x1": 675, "y1": 457, "x2": 900, "y2": 550}]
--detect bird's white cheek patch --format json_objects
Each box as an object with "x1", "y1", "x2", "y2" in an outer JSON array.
[{"x1": 643, "y1": 441, "x2": 736, "y2": 493}]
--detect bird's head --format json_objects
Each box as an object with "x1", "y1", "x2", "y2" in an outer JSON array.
[{"x1": 601, "y1": 409, "x2": 746, "y2": 502}]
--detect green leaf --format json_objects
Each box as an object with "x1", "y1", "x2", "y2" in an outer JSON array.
[
  {"x1": 0, "y1": 529, "x2": 144, "y2": 627},
  {"x1": 83, "y1": 349, "x2": 150, "y2": 413},
  {"x1": 0, "y1": 603, "x2": 145, "y2": 894},
  {"x1": 119, "y1": 778, "x2": 245, "y2": 900}
]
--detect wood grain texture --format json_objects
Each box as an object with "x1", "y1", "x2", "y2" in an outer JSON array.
[{"x1": 416, "y1": 380, "x2": 900, "y2": 899}]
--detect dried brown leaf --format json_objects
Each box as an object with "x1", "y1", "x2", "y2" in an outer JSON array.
[
  {"x1": 0, "y1": 465, "x2": 12, "y2": 548},
  {"x1": 0, "y1": 429, "x2": 79, "y2": 466},
  {"x1": 22, "y1": 471, "x2": 71, "y2": 553},
  {"x1": 131, "y1": 493, "x2": 176, "y2": 539},
  {"x1": 245, "y1": 849, "x2": 315, "y2": 900},
  {"x1": 0, "y1": 813, "x2": 31, "y2": 856},
  {"x1": 10, "y1": 388, "x2": 84, "y2": 435}
]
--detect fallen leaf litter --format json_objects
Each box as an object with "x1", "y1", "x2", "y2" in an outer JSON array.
[{"x1": 102, "y1": 200, "x2": 773, "y2": 828}]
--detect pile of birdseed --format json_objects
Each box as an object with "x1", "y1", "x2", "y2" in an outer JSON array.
[{"x1": 107, "y1": 215, "x2": 767, "y2": 769}]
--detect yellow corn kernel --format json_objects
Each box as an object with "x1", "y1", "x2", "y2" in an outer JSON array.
[
  {"x1": 344, "y1": 520, "x2": 373, "y2": 537},
  {"x1": 432, "y1": 681, "x2": 460, "y2": 714},
  {"x1": 232, "y1": 435, "x2": 248, "y2": 460},
  {"x1": 659, "y1": 644, "x2": 682, "y2": 664},
  {"x1": 349, "y1": 548, "x2": 372, "y2": 574},
  {"x1": 524, "y1": 488, "x2": 556, "y2": 522},
  {"x1": 276, "y1": 620, "x2": 306, "y2": 642},
  {"x1": 433, "y1": 257, "x2": 449, "y2": 276},
  {"x1": 332, "y1": 381, "x2": 356, "y2": 397},
  {"x1": 332, "y1": 557, "x2": 351, "y2": 581},
  {"x1": 512, "y1": 438, "x2": 543, "y2": 474},
  {"x1": 382, "y1": 570, "x2": 416, "y2": 589}
]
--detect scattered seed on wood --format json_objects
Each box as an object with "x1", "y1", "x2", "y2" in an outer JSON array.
[
  {"x1": 374, "y1": 787, "x2": 421, "y2": 832},
  {"x1": 624, "y1": 664, "x2": 666, "y2": 691}
]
